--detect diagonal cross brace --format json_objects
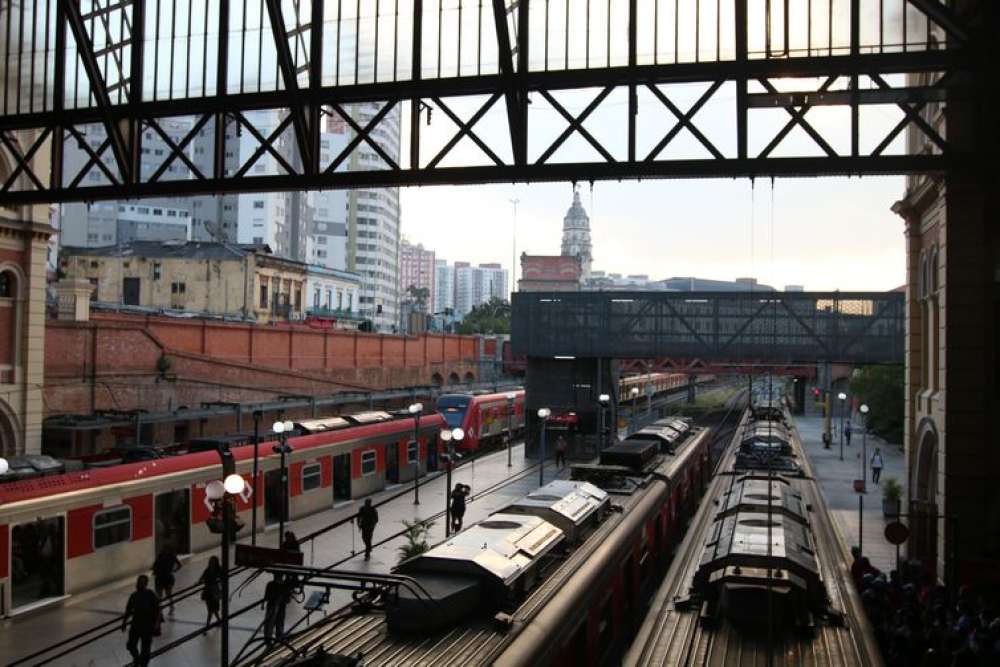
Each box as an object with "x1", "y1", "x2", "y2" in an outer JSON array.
[
  {"x1": 264, "y1": 0, "x2": 314, "y2": 173},
  {"x1": 536, "y1": 87, "x2": 615, "y2": 164},
  {"x1": 61, "y1": 0, "x2": 131, "y2": 182},
  {"x1": 0, "y1": 129, "x2": 51, "y2": 192},
  {"x1": 325, "y1": 102, "x2": 401, "y2": 173},
  {"x1": 491, "y1": 0, "x2": 526, "y2": 165},
  {"x1": 646, "y1": 81, "x2": 726, "y2": 161},
  {"x1": 869, "y1": 72, "x2": 949, "y2": 156},
  {"x1": 426, "y1": 95, "x2": 506, "y2": 169},
  {"x1": 758, "y1": 77, "x2": 839, "y2": 158}
]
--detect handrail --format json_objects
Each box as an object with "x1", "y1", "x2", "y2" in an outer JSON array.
[{"x1": 6, "y1": 448, "x2": 516, "y2": 667}]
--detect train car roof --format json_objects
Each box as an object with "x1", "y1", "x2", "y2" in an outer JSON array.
[{"x1": 0, "y1": 413, "x2": 446, "y2": 507}]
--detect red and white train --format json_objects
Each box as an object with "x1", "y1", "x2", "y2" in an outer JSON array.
[{"x1": 0, "y1": 410, "x2": 444, "y2": 616}]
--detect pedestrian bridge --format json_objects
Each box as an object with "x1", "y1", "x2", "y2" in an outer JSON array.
[{"x1": 511, "y1": 291, "x2": 904, "y2": 364}]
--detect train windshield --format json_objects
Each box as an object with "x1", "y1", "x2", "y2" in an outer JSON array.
[{"x1": 436, "y1": 395, "x2": 470, "y2": 428}]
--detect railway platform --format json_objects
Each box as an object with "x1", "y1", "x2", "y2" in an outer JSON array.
[
  {"x1": 1, "y1": 443, "x2": 565, "y2": 666},
  {"x1": 793, "y1": 414, "x2": 905, "y2": 574}
]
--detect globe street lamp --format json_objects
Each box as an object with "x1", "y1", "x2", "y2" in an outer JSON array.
[
  {"x1": 408, "y1": 403, "x2": 423, "y2": 504},
  {"x1": 205, "y1": 469, "x2": 248, "y2": 667},
  {"x1": 838, "y1": 392, "x2": 848, "y2": 461},
  {"x1": 440, "y1": 427, "x2": 464, "y2": 537},
  {"x1": 598, "y1": 394, "x2": 610, "y2": 451},
  {"x1": 859, "y1": 404, "x2": 870, "y2": 493},
  {"x1": 272, "y1": 419, "x2": 294, "y2": 544},
  {"x1": 537, "y1": 408, "x2": 551, "y2": 486},
  {"x1": 505, "y1": 392, "x2": 517, "y2": 467}
]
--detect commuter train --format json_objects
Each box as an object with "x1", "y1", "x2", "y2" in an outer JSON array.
[
  {"x1": 0, "y1": 410, "x2": 446, "y2": 617},
  {"x1": 435, "y1": 372, "x2": 697, "y2": 453},
  {"x1": 625, "y1": 402, "x2": 882, "y2": 666},
  {"x1": 246, "y1": 418, "x2": 714, "y2": 667}
]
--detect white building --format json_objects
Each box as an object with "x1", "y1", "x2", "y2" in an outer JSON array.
[
  {"x1": 454, "y1": 262, "x2": 509, "y2": 316},
  {"x1": 561, "y1": 189, "x2": 593, "y2": 280},
  {"x1": 433, "y1": 259, "x2": 455, "y2": 314},
  {"x1": 305, "y1": 265, "x2": 362, "y2": 322}
]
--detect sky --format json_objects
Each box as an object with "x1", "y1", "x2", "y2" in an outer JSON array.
[{"x1": 396, "y1": 78, "x2": 911, "y2": 293}]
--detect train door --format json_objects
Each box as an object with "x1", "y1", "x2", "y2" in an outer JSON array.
[
  {"x1": 10, "y1": 517, "x2": 65, "y2": 610},
  {"x1": 155, "y1": 490, "x2": 190, "y2": 556},
  {"x1": 386, "y1": 442, "x2": 399, "y2": 483},
  {"x1": 332, "y1": 453, "x2": 351, "y2": 501},
  {"x1": 264, "y1": 469, "x2": 287, "y2": 525}
]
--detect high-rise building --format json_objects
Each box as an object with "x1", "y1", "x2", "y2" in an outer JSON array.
[
  {"x1": 433, "y1": 260, "x2": 455, "y2": 315},
  {"x1": 561, "y1": 189, "x2": 593, "y2": 280},
  {"x1": 400, "y1": 240, "x2": 436, "y2": 313},
  {"x1": 454, "y1": 262, "x2": 509, "y2": 316}
]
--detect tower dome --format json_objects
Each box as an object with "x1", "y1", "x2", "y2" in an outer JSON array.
[{"x1": 561, "y1": 189, "x2": 593, "y2": 280}]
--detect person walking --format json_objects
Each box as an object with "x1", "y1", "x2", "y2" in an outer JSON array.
[
  {"x1": 871, "y1": 448, "x2": 885, "y2": 485},
  {"x1": 357, "y1": 499, "x2": 379, "y2": 560},
  {"x1": 845, "y1": 422, "x2": 853, "y2": 446},
  {"x1": 152, "y1": 546, "x2": 182, "y2": 616},
  {"x1": 263, "y1": 574, "x2": 290, "y2": 643},
  {"x1": 555, "y1": 435, "x2": 568, "y2": 468},
  {"x1": 122, "y1": 575, "x2": 159, "y2": 667},
  {"x1": 450, "y1": 484, "x2": 470, "y2": 532},
  {"x1": 198, "y1": 556, "x2": 223, "y2": 633},
  {"x1": 822, "y1": 430, "x2": 831, "y2": 450}
]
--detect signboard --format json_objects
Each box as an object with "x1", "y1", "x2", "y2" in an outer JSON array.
[
  {"x1": 884, "y1": 521, "x2": 910, "y2": 545},
  {"x1": 235, "y1": 544, "x2": 304, "y2": 568}
]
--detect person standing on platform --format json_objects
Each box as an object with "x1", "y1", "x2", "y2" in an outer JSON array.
[
  {"x1": 555, "y1": 435, "x2": 568, "y2": 468},
  {"x1": 122, "y1": 575, "x2": 159, "y2": 667},
  {"x1": 450, "y1": 484, "x2": 470, "y2": 532},
  {"x1": 198, "y1": 556, "x2": 223, "y2": 633},
  {"x1": 822, "y1": 431, "x2": 831, "y2": 449},
  {"x1": 151, "y1": 546, "x2": 182, "y2": 616},
  {"x1": 281, "y1": 531, "x2": 300, "y2": 554},
  {"x1": 357, "y1": 499, "x2": 379, "y2": 560},
  {"x1": 263, "y1": 574, "x2": 290, "y2": 643},
  {"x1": 845, "y1": 422, "x2": 853, "y2": 446},
  {"x1": 871, "y1": 448, "x2": 884, "y2": 485}
]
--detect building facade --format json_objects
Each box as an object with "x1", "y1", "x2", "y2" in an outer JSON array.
[
  {"x1": 433, "y1": 259, "x2": 455, "y2": 315},
  {"x1": 400, "y1": 240, "x2": 436, "y2": 313},
  {"x1": 59, "y1": 241, "x2": 311, "y2": 324},
  {"x1": 519, "y1": 254, "x2": 582, "y2": 292},
  {"x1": 305, "y1": 265, "x2": 363, "y2": 327},
  {"x1": 561, "y1": 189, "x2": 594, "y2": 280},
  {"x1": 454, "y1": 262, "x2": 509, "y2": 316}
]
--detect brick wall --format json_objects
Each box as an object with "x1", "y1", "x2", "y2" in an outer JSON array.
[{"x1": 44, "y1": 312, "x2": 490, "y2": 416}]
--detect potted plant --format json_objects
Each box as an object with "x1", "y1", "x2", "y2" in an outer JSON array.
[
  {"x1": 882, "y1": 477, "x2": 902, "y2": 519},
  {"x1": 397, "y1": 519, "x2": 434, "y2": 565}
]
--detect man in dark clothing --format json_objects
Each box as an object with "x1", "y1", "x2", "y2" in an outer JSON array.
[
  {"x1": 357, "y1": 499, "x2": 379, "y2": 560},
  {"x1": 263, "y1": 574, "x2": 290, "y2": 643},
  {"x1": 450, "y1": 484, "x2": 470, "y2": 532},
  {"x1": 845, "y1": 422, "x2": 853, "y2": 446},
  {"x1": 555, "y1": 435, "x2": 568, "y2": 467},
  {"x1": 123, "y1": 575, "x2": 159, "y2": 667},
  {"x1": 152, "y1": 547, "x2": 182, "y2": 615}
]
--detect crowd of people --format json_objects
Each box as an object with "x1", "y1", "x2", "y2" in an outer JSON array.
[{"x1": 851, "y1": 549, "x2": 1000, "y2": 666}]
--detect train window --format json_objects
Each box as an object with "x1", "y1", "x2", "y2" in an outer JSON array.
[
  {"x1": 406, "y1": 440, "x2": 418, "y2": 465},
  {"x1": 93, "y1": 506, "x2": 132, "y2": 549},
  {"x1": 361, "y1": 451, "x2": 377, "y2": 476},
  {"x1": 302, "y1": 463, "x2": 322, "y2": 492}
]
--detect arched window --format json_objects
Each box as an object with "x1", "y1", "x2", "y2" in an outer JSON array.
[
  {"x1": 918, "y1": 252, "x2": 927, "y2": 300},
  {"x1": 0, "y1": 270, "x2": 13, "y2": 298},
  {"x1": 930, "y1": 246, "x2": 939, "y2": 294}
]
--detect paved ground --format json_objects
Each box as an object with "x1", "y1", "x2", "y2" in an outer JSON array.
[
  {"x1": 792, "y1": 414, "x2": 905, "y2": 574},
  {"x1": 1, "y1": 442, "x2": 568, "y2": 667}
]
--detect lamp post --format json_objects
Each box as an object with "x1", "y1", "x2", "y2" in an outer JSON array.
[
  {"x1": 630, "y1": 387, "x2": 639, "y2": 431},
  {"x1": 408, "y1": 402, "x2": 423, "y2": 504},
  {"x1": 598, "y1": 393, "x2": 610, "y2": 452},
  {"x1": 505, "y1": 392, "x2": 517, "y2": 467},
  {"x1": 271, "y1": 419, "x2": 294, "y2": 545},
  {"x1": 859, "y1": 404, "x2": 870, "y2": 493},
  {"x1": 837, "y1": 392, "x2": 847, "y2": 461},
  {"x1": 250, "y1": 410, "x2": 262, "y2": 545},
  {"x1": 205, "y1": 470, "x2": 248, "y2": 667},
  {"x1": 537, "y1": 408, "x2": 551, "y2": 486},
  {"x1": 440, "y1": 427, "x2": 464, "y2": 537}
]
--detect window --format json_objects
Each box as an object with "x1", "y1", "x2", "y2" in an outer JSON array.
[
  {"x1": 94, "y1": 506, "x2": 132, "y2": 548},
  {"x1": 325, "y1": 289, "x2": 333, "y2": 308},
  {"x1": 89, "y1": 260, "x2": 99, "y2": 268},
  {"x1": 253, "y1": 200, "x2": 265, "y2": 209},
  {"x1": 259, "y1": 283, "x2": 268, "y2": 309},
  {"x1": 313, "y1": 288, "x2": 321, "y2": 307},
  {"x1": 316, "y1": 250, "x2": 327, "y2": 258},
  {"x1": 302, "y1": 463, "x2": 322, "y2": 492},
  {"x1": 0, "y1": 271, "x2": 12, "y2": 298},
  {"x1": 137, "y1": 207, "x2": 149, "y2": 214},
  {"x1": 361, "y1": 450, "x2": 376, "y2": 476},
  {"x1": 171, "y1": 282, "x2": 186, "y2": 294},
  {"x1": 166, "y1": 210, "x2": 177, "y2": 217},
  {"x1": 152, "y1": 263, "x2": 161, "y2": 280},
  {"x1": 407, "y1": 440, "x2": 419, "y2": 465}
]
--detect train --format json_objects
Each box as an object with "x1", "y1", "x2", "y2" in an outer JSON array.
[
  {"x1": 625, "y1": 399, "x2": 882, "y2": 665},
  {"x1": 0, "y1": 409, "x2": 446, "y2": 616},
  {"x1": 434, "y1": 372, "x2": 696, "y2": 453},
  {"x1": 245, "y1": 416, "x2": 714, "y2": 667}
]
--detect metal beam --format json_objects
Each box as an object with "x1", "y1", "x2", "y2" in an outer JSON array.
[{"x1": 264, "y1": 0, "x2": 312, "y2": 173}]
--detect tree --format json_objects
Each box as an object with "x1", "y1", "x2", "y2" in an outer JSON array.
[
  {"x1": 849, "y1": 364, "x2": 904, "y2": 444},
  {"x1": 456, "y1": 297, "x2": 511, "y2": 335},
  {"x1": 405, "y1": 285, "x2": 430, "y2": 308}
]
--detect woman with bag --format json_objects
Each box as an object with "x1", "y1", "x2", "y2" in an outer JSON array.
[{"x1": 198, "y1": 556, "x2": 223, "y2": 633}]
